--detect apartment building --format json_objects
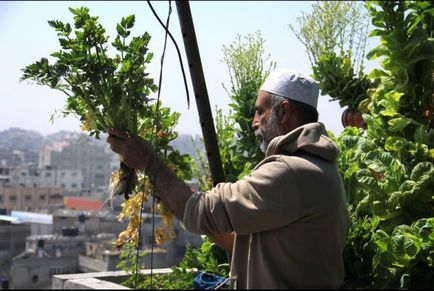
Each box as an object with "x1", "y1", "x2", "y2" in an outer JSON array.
[
  {"x1": 39, "y1": 135, "x2": 115, "y2": 195},
  {"x1": 10, "y1": 232, "x2": 116, "y2": 289},
  {"x1": 0, "y1": 186, "x2": 64, "y2": 212},
  {"x1": 0, "y1": 149, "x2": 25, "y2": 167},
  {"x1": 6, "y1": 205, "x2": 203, "y2": 289},
  {"x1": 5, "y1": 165, "x2": 83, "y2": 193},
  {"x1": 0, "y1": 218, "x2": 31, "y2": 284}
]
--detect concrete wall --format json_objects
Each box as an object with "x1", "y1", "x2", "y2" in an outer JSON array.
[
  {"x1": 53, "y1": 268, "x2": 172, "y2": 289},
  {"x1": 53, "y1": 213, "x2": 101, "y2": 235},
  {"x1": 11, "y1": 255, "x2": 78, "y2": 289},
  {"x1": 0, "y1": 222, "x2": 30, "y2": 281}
]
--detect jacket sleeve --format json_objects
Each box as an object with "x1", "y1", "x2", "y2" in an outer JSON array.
[{"x1": 183, "y1": 157, "x2": 306, "y2": 235}]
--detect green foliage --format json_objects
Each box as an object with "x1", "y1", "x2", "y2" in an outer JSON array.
[
  {"x1": 191, "y1": 135, "x2": 214, "y2": 191},
  {"x1": 339, "y1": 132, "x2": 434, "y2": 288},
  {"x1": 20, "y1": 7, "x2": 157, "y2": 138},
  {"x1": 215, "y1": 107, "x2": 243, "y2": 182},
  {"x1": 117, "y1": 240, "x2": 194, "y2": 290},
  {"x1": 147, "y1": 237, "x2": 229, "y2": 289},
  {"x1": 22, "y1": 6, "x2": 197, "y2": 289},
  {"x1": 176, "y1": 236, "x2": 229, "y2": 277},
  {"x1": 339, "y1": 128, "x2": 434, "y2": 288},
  {"x1": 137, "y1": 100, "x2": 193, "y2": 180},
  {"x1": 192, "y1": 107, "x2": 243, "y2": 185},
  {"x1": 313, "y1": 51, "x2": 372, "y2": 108},
  {"x1": 289, "y1": 1, "x2": 369, "y2": 73},
  {"x1": 117, "y1": 237, "x2": 228, "y2": 289},
  {"x1": 290, "y1": 1, "x2": 371, "y2": 109},
  {"x1": 116, "y1": 242, "x2": 148, "y2": 289},
  {"x1": 221, "y1": 31, "x2": 275, "y2": 180},
  {"x1": 19, "y1": 5, "x2": 192, "y2": 197},
  {"x1": 136, "y1": 270, "x2": 195, "y2": 290},
  {"x1": 192, "y1": 31, "x2": 273, "y2": 186},
  {"x1": 338, "y1": 1, "x2": 434, "y2": 288},
  {"x1": 365, "y1": 0, "x2": 434, "y2": 138}
]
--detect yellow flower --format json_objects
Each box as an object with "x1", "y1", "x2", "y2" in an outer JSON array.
[
  {"x1": 112, "y1": 172, "x2": 177, "y2": 250},
  {"x1": 80, "y1": 111, "x2": 98, "y2": 132}
]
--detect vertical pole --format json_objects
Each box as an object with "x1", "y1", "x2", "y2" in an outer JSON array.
[{"x1": 175, "y1": 1, "x2": 225, "y2": 185}]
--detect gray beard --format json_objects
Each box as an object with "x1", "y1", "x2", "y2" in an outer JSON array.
[{"x1": 255, "y1": 110, "x2": 284, "y2": 154}]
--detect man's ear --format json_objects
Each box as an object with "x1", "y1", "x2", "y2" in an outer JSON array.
[{"x1": 279, "y1": 100, "x2": 292, "y2": 124}]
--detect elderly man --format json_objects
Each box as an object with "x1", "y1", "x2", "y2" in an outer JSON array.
[{"x1": 107, "y1": 69, "x2": 350, "y2": 289}]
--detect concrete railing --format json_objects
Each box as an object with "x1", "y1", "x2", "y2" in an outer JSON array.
[{"x1": 53, "y1": 268, "x2": 172, "y2": 289}]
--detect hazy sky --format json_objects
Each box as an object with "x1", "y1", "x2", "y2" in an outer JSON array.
[{"x1": 0, "y1": 1, "x2": 379, "y2": 137}]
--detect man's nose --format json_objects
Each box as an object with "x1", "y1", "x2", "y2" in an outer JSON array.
[{"x1": 252, "y1": 114, "x2": 259, "y2": 130}]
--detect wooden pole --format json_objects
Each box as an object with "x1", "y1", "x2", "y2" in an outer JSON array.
[{"x1": 175, "y1": 1, "x2": 225, "y2": 185}]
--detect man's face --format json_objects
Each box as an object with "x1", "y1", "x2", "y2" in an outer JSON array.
[{"x1": 252, "y1": 91, "x2": 284, "y2": 153}]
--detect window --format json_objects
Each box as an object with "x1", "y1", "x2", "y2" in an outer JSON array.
[
  {"x1": 39, "y1": 194, "x2": 46, "y2": 200},
  {"x1": 9, "y1": 196, "x2": 16, "y2": 202},
  {"x1": 0, "y1": 169, "x2": 9, "y2": 175},
  {"x1": 72, "y1": 172, "x2": 77, "y2": 177},
  {"x1": 25, "y1": 195, "x2": 31, "y2": 201},
  {"x1": 32, "y1": 275, "x2": 38, "y2": 283},
  {"x1": 45, "y1": 172, "x2": 51, "y2": 177},
  {"x1": 0, "y1": 195, "x2": 3, "y2": 203},
  {"x1": 71, "y1": 183, "x2": 77, "y2": 188},
  {"x1": 50, "y1": 193, "x2": 63, "y2": 200}
]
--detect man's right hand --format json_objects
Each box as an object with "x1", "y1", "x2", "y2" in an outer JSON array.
[{"x1": 107, "y1": 129, "x2": 197, "y2": 224}]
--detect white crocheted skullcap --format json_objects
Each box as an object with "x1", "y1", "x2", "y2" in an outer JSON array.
[{"x1": 260, "y1": 69, "x2": 319, "y2": 108}]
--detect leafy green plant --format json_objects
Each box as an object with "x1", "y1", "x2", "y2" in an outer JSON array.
[
  {"x1": 117, "y1": 237, "x2": 229, "y2": 290},
  {"x1": 221, "y1": 31, "x2": 275, "y2": 180},
  {"x1": 313, "y1": 51, "x2": 372, "y2": 109},
  {"x1": 116, "y1": 241, "x2": 148, "y2": 289},
  {"x1": 365, "y1": 0, "x2": 434, "y2": 140},
  {"x1": 20, "y1": 9, "x2": 196, "y2": 289},
  {"x1": 290, "y1": 1, "x2": 369, "y2": 74},
  {"x1": 338, "y1": 127, "x2": 434, "y2": 288},
  {"x1": 152, "y1": 237, "x2": 229, "y2": 289},
  {"x1": 290, "y1": 1, "x2": 372, "y2": 110},
  {"x1": 176, "y1": 236, "x2": 229, "y2": 277},
  {"x1": 337, "y1": 1, "x2": 434, "y2": 288},
  {"x1": 192, "y1": 31, "x2": 274, "y2": 187},
  {"x1": 21, "y1": 7, "x2": 156, "y2": 139},
  {"x1": 116, "y1": 241, "x2": 196, "y2": 290}
]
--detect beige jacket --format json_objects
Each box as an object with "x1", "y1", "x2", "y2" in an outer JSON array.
[{"x1": 183, "y1": 122, "x2": 349, "y2": 289}]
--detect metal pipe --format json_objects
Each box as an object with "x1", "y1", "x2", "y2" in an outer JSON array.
[{"x1": 175, "y1": 1, "x2": 225, "y2": 185}]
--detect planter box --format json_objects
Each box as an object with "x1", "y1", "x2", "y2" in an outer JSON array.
[{"x1": 53, "y1": 268, "x2": 172, "y2": 289}]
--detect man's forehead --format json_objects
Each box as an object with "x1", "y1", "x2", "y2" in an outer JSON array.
[
  {"x1": 256, "y1": 90, "x2": 272, "y2": 105},
  {"x1": 257, "y1": 90, "x2": 271, "y2": 100}
]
